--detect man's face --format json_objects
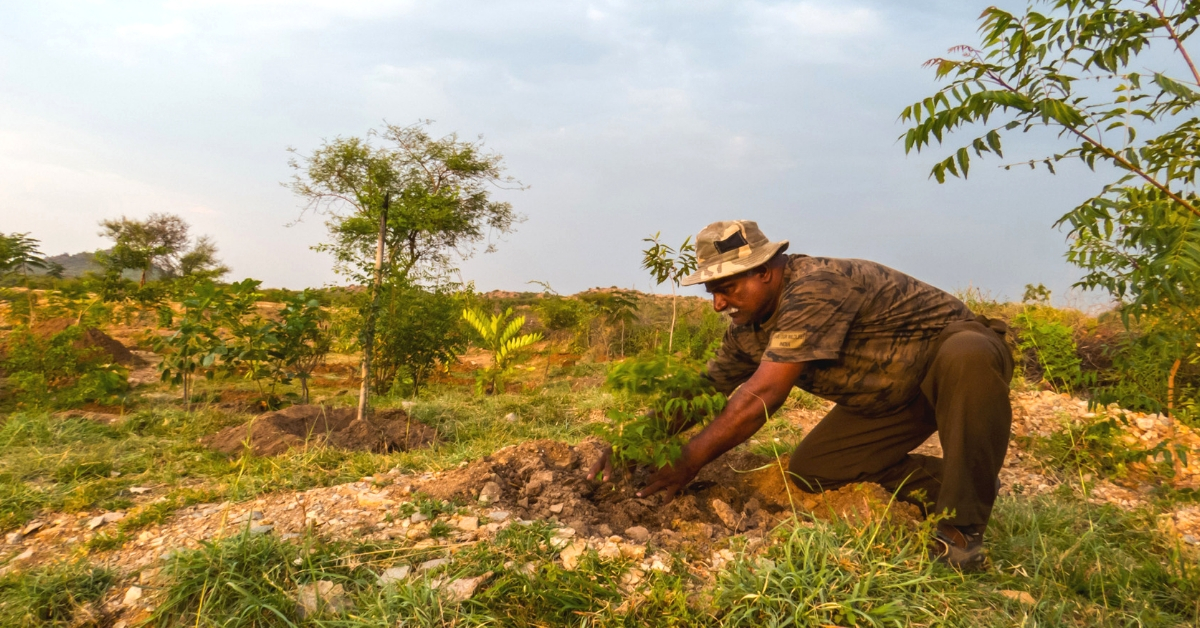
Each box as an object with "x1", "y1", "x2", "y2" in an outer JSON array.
[{"x1": 704, "y1": 267, "x2": 778, "y2": 326}]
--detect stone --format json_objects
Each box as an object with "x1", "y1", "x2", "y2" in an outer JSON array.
[
  {"x1": 296, "y1": 581, "x2": 348, "y2": 618},
  {"x1": 230, "y1": 511, "x2": 263, "y2": 524},
  {"x1": 559, "y1": 539, "x2": 588, "y2": 570},
  {"x1": 5, "y1": 532, "x2": 23, "y2": 545},
  {"x1": 249, "y1": 524, "x2": 275, "y2": 536},
  {"x1": 377, "y1": 565, "x2": 411, "y2": 586},
  {"x1": 549, "y1": 503, "x2": 564, "y2": 514},
  {"x1": 129, "y1": 486, "x2": 152, "y2": 495},
  {"x1": 123, "y1": 586, "x2": 143, "y2": 606},
  {"x1": 711, "y1": 499, "x2": 741, "y2": 531},
  {"x1": 999, "y1": 589, "x2": 1037, "y2": 606},
  {"x1": 14, "y1": 548, "x2": 33, "y2": 562},
  {"x1": 86, "y1": 516, "x2": 107, "y2": 531},
  {"x1": 596, "y1": 523, "x2": 613, "y2": 537},
  {"x1": 21, "y1": 521, "x2": 44, "y2": 536},
  {"x1": 488, "y1": 510, "x2": 510, "y2": 522},
  {"x1": 524, "y1": 470, "x2": 554, "y2": 496},
  {"x1": 504, "y1": 412, "x2": 518, "y2": 422},
  {"x1": 357, "y1": 493, "x2": 395, "y2": 509},
  {"x1": 478, "y1": 482, "x2": 502, "y2": 505},
  {"x1": 624, "y1": 526, "x2": 651, "y2": 543},
  {"x1": 1183, "y1": 534, "x2": 1199, "y2": 545},
  {"x1": 744, "y1": 498, "x2": 761, "y2": 515},
  {"x1": 442, "y1": 571, "x2": 493, "y2": 602},
  {"x1": 418, "y1": 558, "x2": 450, "y2": 572},
  {"x1": 457, "y1": 516, "x2": 479, "y2": 531},
  {"x1": 410, "y1": 512, "x2": 429, "y2": 523}
]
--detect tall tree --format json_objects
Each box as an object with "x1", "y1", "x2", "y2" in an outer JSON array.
[
  {"x1": 901, "y1": 0, "x2": 1200, "y2": 416},
  {"x1": 98, "y1": 213, "x2": 226, "y2": 285},
  {"x1": 0, "y1": 233, "x2": 49, "y2": 276},
  {"x1": 289, "y1": 121, "x2": 522, "y2": 415}
]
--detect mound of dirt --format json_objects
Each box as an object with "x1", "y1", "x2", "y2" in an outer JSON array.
[
  {"x1": 203, "y1": 405, "x2": 436, "y2": 456},
  {"x1": 416, "y1": 437, "x2": 921, "y2": 547},
  {"x1": 29, "y1": 318, "x2": 145, "y2": 366}
]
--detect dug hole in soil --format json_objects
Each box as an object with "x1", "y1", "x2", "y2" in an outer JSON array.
[
  {"x1": 418, "y1": 437, "x2": 922, "y2": 550},
  {"x1": 203, "y1": 405, "x2": 437, "y2": 456}
]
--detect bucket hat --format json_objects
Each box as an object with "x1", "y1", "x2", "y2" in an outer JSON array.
[{"x1": 680, "y1": 220, "x2": 789, "y2": 286}]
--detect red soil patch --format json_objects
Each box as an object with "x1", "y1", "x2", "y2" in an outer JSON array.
[{"x1": 202, "y1": 404, "x2": 437, "y2": 457}]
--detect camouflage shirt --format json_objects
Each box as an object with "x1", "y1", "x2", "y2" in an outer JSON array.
[{"x1": 705, "y1": 255, "x2": 974, "y2": 415}]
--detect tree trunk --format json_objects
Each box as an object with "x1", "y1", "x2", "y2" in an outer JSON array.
[
  {"x1": 1167, "y1": 357, "x2": 1181, "y2": 418},
  {"x1": 358, "y1": 193, "x2": 389, "y2": 422},
  {"x1": 140, "y1": 265, "x2": 148, "y2": 288},
  {"x1": 668, "y1": 286, "x2": 677, "y2": 353},
  {"x1": 300, "y1": 375, "x2": 309, "y2": 404}
]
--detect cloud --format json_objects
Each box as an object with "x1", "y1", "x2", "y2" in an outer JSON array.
[{"x1": 742, "y1": 1, "x2": 886, "y2": 63}]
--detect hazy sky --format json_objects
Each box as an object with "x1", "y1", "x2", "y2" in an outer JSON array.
[{"x1": 1, "y1": 1, "x2": 1110, "y2": 304}]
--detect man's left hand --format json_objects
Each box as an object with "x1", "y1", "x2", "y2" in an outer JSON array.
[{"x1": 637, "y1": 447, "x2": 702, "y2": 502}]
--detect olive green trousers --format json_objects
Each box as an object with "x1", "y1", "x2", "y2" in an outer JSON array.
[{"x1": 787, "y1": 320, "x2": 1014, "y2": 530}]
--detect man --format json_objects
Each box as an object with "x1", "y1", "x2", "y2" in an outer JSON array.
[{"x1": 589, "y1": 220, "x2": 1013, "y2": 570}]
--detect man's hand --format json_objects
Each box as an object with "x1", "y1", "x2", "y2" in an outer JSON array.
[
  {"x1": 637, "y1": 445, "x2": 703, "y2": 501},
  {"x1": 586, "y1": 445, "x2": 614, "y2": 483}
]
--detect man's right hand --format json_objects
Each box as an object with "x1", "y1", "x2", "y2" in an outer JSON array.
[{"x1": 586, "y1": 445, "x2": 614, "y2": 483}]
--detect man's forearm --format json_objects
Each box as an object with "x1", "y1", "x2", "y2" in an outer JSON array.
[{"x1": 681, "y1": 362, "x2": 801, "y2": 468}]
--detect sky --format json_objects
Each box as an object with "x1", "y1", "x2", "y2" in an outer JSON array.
[{"x1": 0, "y1": 0, "x2": 1112, "y2": 305}]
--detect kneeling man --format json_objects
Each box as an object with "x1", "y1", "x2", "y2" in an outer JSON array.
[{"x1": 591, "y1": 220, "x2": 1013, "y2": 570}]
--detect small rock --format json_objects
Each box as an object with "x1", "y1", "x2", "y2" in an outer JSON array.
[
  {"x1": 14, "y1": 548, "x2": 34, "y2": 561},
  {"x1": 596, "y1": 523, "x2": 613, "y2": 537},
  {"x1": 999, "y1": 589, "x2": 1037, "y2": 606},
  {"x1": 559, "y1": 539, "x2": 588, "y2": 570},
  {"x1": 357, "y1": 493, "x2": 395, "y2": 509},
  {"x1": 624, "y1": 526, "x2": 651, "y2": 543},
  {"x1": 488, "y1": 510, "x2": 510, "y2": 522},
  {"x1": 377, "y1": 565, "x2": 411, "y2": 586},
  {"x1": 710, "y1": 499, "x2": 741, "y2": 531},
  {"x1": 411, "y1": 512, "x2": 429, "y2": 523},
  {"x1": 86, "y1": 516, "x2": 107, "y2": 531},
  {"x1": 1183, "y1": 534, "x2": 1198, "y2": 545},
  {"x1": 123, "y1": 586, "x2": 143, "y2": 606},
  {"x1": 296, "y1": 581, "x2": 348, "y2": 618},
  {"x1": 21, "y1": 521, "x2": 44, "y2": 536},
  {"x1": 418, "y1": 558, "x2": 450, "y2": 572},
  {"x1": 129, "y1": 486, "x2": 152, "y2": 495},
  {"x1": 5, "y1": 532, "x2": 23, "y2": 545},
  {"x1": 743, "y1": 498, "x2": 761, "y2": 515},
  {"x1": 504, "y1": 412, "x2": 518, "y2": 422},
  {"x1": 457, "y1": 516, "x2": 479, "y2": 531},
  {"x1": 478, "y1": 482, "x2": 502, "y2": 505},
  {"x1": 249, "y1": 524, "x2": 274, "y2": 536},
  {"x1": 442, "y1": 571, "x2": 493, "y2": 602},
  {"x1": 549, "y1": 503, "x2": 564, "y2": 514}
]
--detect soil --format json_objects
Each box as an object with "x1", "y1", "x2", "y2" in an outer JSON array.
[
  {"x1": 202, "y1": 405, "x2": 437, "y2": 456},
  {"x1": 417, "y1": 437, "x2": 921, "y2": 548},
  {"x1": 16, "y1": 318, "x2": 146, "y2": 366}
]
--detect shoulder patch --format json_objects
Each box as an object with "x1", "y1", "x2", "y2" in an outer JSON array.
[{"x1": 768, "y1": 331, "x2": 806, "y2": 350}]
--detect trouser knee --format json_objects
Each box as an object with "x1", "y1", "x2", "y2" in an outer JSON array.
[{"x1": 786, "y1": 457, "x2": 846, "y2": 494}]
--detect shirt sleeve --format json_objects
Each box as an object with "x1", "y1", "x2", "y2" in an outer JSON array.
[
  {"x1": 762, "y1": 269, "x2": 866, "y2": 363},
  {"x1": 704, "y1": 326, "x2": 759, "y2": 395}
]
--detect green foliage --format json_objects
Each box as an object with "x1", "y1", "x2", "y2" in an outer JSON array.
[
  {"x1": 642, "y1": 232, "x2": 698, "y2": 354},
  {"x1": 599, "y1": 355, "x2": 726, "y2": 470},
  {"x1": 461, "y1": 306, "x2": 542, "y2": 394},
  {"x1": 372, "y1": 283, "x2": 469, "y2": 397},
  {"x1": 0, "y1": 325, "x2": 128, "y2": 409},
  {"x1": 155, "y1": 279, "x2": 241, "y2": 402},
  {"x1": 1031, "y1": 414, "x2": 1190, "y2": 482},
  {"x1": 1092, "y1": 321, "x2": 1199, "y2": 420},
  {"x1": 901, "y1": 0, "x2": 1200, "y2": 416},
  {"x1": 273, "y1": 289, "x2": 332, "y2": 404},
  {"x1": 0, "y1": 232, "x2": 49, "y2": 277},
  {"x1": 98, "y1": 213, "x2": 227, "y2": 287},
  {"x1": 0, "y1": 561, "x2": 115, "y2": 627},
  {"x1": 289, "y1": 121, "x2": 520, "y2": 285},
  {"x1": 1014, "y1": 306, "x2": 1083, "y2": 391}
]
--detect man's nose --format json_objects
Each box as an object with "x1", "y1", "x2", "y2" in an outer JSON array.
[{"x1": 712, "y1": 294, "x2": 727, "y2": 312}]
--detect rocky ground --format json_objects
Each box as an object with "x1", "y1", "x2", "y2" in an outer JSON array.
[{"x1": 2, "y1": 389, "x2": 1199, "y2": 624}]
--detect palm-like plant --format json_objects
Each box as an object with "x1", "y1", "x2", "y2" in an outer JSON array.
[{"x1": 461, "y1": 307, "x2": 542, "y2": 394}]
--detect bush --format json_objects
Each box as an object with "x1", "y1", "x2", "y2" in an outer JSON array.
[
  {"x1": 373, "y1": 284, "x2": 469, "y2": 396},
  {"x1": 598, "y1": 354, "x2": 726, "y2": 470},
  {"x1": 0, "y1": 325, "x2": 128, "y2": 409},
  {"x1": 0, "y1": 561, "x2": 115, "y2": 627},
  {"x1": 1014, "y1": 306, "x2": 1082, "y2": 392}
]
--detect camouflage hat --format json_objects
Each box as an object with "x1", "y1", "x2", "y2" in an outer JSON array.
[{"x1": 680, "y1": 220, "x2": 789, "y2": 286}]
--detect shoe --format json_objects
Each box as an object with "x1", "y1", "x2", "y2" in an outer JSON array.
[{"x1": 931, "y1": 522, "x2": 985, "y2": 572}]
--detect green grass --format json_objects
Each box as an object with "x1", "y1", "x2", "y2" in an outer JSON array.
[{"x1": 0, "y1": 560, "x2": 115, "y2": 627}]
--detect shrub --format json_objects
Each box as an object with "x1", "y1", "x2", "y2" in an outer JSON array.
[
  {"x1": 0, "y1": 325, "x2": 127, "y2": 409},
  {"x1": 598, "y1": 354, "x2": 726, "y2": 470},
  {"x1": 373, "y1": 284, "x2": 469, "y2": 397},
  {"x1": 1014, "y1": 306, "x2": 1082, "y2": 392},
  {"x1": 462, "y1": 307, "x2": 542, "y2": 394}
]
